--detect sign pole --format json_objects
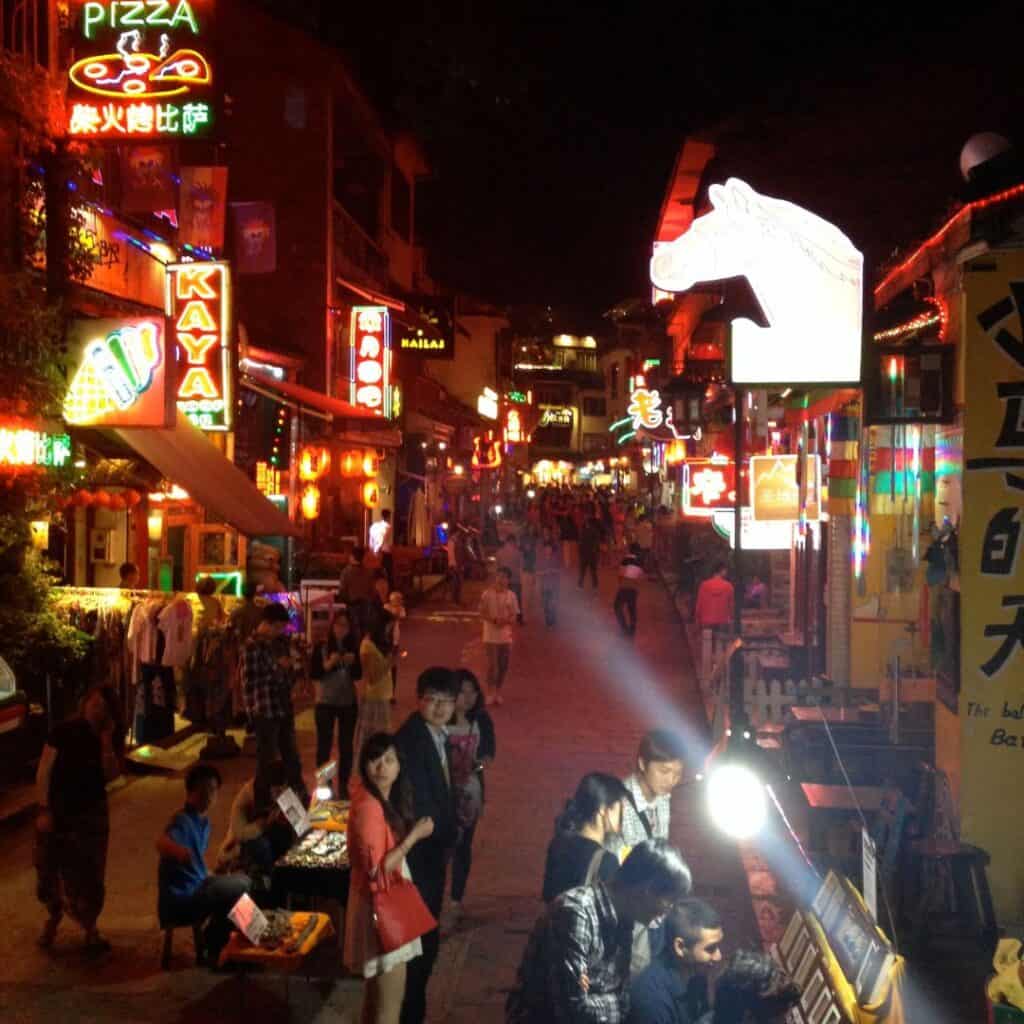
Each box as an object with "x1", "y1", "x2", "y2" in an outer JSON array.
[{"x1": 731, "y1": 384, "x2": 745, "y2": 718}]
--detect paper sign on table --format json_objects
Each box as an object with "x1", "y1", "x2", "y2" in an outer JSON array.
[
  {"x1": 228, "y1": 893, "x2": 268, "y2": 945},
  {"x1": 277, "y1": 786, "x2": 311, "y2": 837}
]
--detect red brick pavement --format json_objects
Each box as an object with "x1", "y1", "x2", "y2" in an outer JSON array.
[{"x1": 398, "y1": 566, "x2": 761, "y2": 1022}]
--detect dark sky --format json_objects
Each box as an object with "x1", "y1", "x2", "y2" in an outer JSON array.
[{"x1": 320, "y1": 1, "x2": 1021, "y2": 317}]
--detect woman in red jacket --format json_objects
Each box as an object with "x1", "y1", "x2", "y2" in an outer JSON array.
[{"x1": 345, "y1": 732, "x2": 435, "y2": 1024}]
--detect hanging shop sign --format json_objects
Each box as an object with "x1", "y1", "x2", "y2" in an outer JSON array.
[
  {"x1": 621, "y1": 386, "x2": 700, "y2": 442},
  {"x1": 0, "y1": 426, "x2": 72, "y2": 470},
  {"x1": 682, "y1": 458, "x2": 736, "y2": 517},
  {"x1": 476, "y1": 387, "x2": 499, "y2": 420},
  {"x1": 397, "y1": 295, "x2": 455, "y2": 359},
  {"x1": 750, "y1": 454, "x2": 822, "y2": 522},
  {"x1": 650, "y1": 177, "x2": 863, "y2": 386},
  {"x1": 960, "y1": 249, "x2": 1024, "y2": 921},
  {"x1": 65, "y1": 317, "x2": 174, "y2": 427},
  {"x1": 166, "y1": 261, "x2": 232, "y2": 430},
  {"x1": 504, "y1": 408, "x2": 527, "y2": 445},
  {"x1": 255, "y1": 461, "x2": 282, "y2": 498},
  {"x1": 539, "y1": 406, "x2": 574, "y2": 428},
  {"x1": 349, "y1": 306, "x2": 393, "y2": 417},
  {"x1": 67, "y1": 0, "x2": 216, "y2": 140}
]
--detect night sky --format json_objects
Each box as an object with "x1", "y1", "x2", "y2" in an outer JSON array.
[{"x1": 320, "y1": 0, "x2": 1021, "y2": 318}]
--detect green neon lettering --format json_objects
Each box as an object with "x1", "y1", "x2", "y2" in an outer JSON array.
[
  {"x1": 118, "y1": 1, "x2": 145, "y2": 27},
  {"x1": 168, "y1": 0, "x2": 199, "y2": 33},
  {"x1": 147, "y1": 0, "x2": 171, "y2": 26},
  {"x1": 82, "y1": 1, "x2": 104, "y2": 37}
]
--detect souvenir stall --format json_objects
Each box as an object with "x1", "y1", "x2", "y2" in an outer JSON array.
[{"x1": 773, "y1": 871, "x2": 905, "y2": 1024}]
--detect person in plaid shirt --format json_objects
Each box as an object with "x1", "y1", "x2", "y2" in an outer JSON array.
[
  {"x1": 242, "y1": 603, "x2": 308, "y2": 807},
  {"x1": 507, "y1": 840, "x2": 692, "y2": 1023}
]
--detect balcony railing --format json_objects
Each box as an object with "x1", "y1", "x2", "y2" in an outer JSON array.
[{"x1": 333, "y1": 201, "x2": 390, "y2": 289}]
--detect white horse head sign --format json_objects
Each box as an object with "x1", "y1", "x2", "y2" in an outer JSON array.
[{"x1": 650, "y1": 178, "x2": 863, "y2": 386}]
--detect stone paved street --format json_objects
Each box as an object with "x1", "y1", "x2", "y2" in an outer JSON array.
[{"x1": 0, "y1": 565, "x2": 758, "y2": 1022}]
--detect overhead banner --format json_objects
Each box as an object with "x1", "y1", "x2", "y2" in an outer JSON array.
[
  {"x1": 231, "y1": 202, "x2": 276, "y2": 274},
  {"x1": 650, "y1": 178, "x2": 863, "y2": 386},
  {"x1": 166, "y1": 262, "x2": 232, "y2": 431},
  {"x1": 64, "y1": 317, "x2": 174, "y2": 428},
  {"x1": 961, "y1": 249, "x2": 1024, "y2": 922},
  {"x1": 67, "y1": 0, "x2": 216, "y2": 140},
  {"x1": 750, "y1": 454, "x2": 822, "y2": 522},
  {"x1": 179, "y1": 166, "x2": 228, "y2": 251}
]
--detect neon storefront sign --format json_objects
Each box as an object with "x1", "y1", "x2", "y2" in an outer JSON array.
[
  {"x1": 650, "y1": 178, "x2": 863, "y2": 386},
  {"x1": 349, "y1": 306, "x2": 393, "y2": 418},
  {"x1": 64, "y1": 317, "x2": 173, "y2": 427},
  {"x1": 682, "y1": 457, "x2": 736, "y2": 517},
  {"x1": 67, "y1": 0, "x2": 215, "y2": 139},
  {"x1": 625, "y1": 387, "x2": 700, "y2": 442},
  {"x1": 166, "y1": 262, "x2": 232, "y2": 430},
  {"x1": 0, "y1": 428, "x2": 72, "y2": 470}
]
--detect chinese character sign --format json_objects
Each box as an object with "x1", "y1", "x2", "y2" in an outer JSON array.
[
  {"x1": 682, "y1": 459, "x2": 736, "y2": 516},
  {"x1": 166, "y1": 262, "x2": 232, "y2": 430},
  {"x1": 961, "y1": 250, "x2": 1024, "y2": 921},
  {"x1": 67, "y1": 0, "x2": 216, "y2": 140},
  {"x1": 0, "y1": 427, "x2": 72, "y2": 470},
  {"x1": 750, "y1": 454, "x2": 821, "y2": 522},
  {"x1": 64, "y1": 317, "x2": 174, "y2": 427},
  {"x1": 349, "y1": 306, "x2": 393, "y2": 418}
]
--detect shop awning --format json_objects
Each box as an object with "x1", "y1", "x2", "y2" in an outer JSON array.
[
  {"x1": 243, "y1": 369, "x2": 380, "y2": 421},
  {"x1": 114, "y1": 413, "x2": 300, "y2": 538}
]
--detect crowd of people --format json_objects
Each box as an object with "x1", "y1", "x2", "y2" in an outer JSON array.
[{"x1": 510, "y1": 728, "x2": 800, "y2": 1024}]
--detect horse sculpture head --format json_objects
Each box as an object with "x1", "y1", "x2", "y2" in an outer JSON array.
[{"x1": 650, "y1": 177, "x2": 863, "y2": 383}]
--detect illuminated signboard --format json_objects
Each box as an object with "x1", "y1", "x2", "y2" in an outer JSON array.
[
  {"x1": 477, "y1": 387, "x2": 499, "y2": 420},
  {"x1": 712, "y1": 508, "x2": 814, "y2": 551},
  {"x1": 682, "y1": 458, "x2": 736, "y2": 517},
  {"x1": 166, "y1": 262, "x2": 231, "y2": 431},
  {"x1": 750, "y1": 454, "x2": 821, "y2": 522},
  {"x1": 349, "y1": 306, "x2": 393, "y2": 418},
  {"x1": 472, "y1": 432, "x2": 502, "y2": 470},
  {"x1": 67, "y1": 0, "x2": 216, "y2": 140},
  {"x1": 0, "y1": 427, "x2": 72, "y2": 470},
  {"x1": 624, "y1": 387, "x2": 699, "y2": 441},
  {"x1": 65, "y1": 317, "x2": 174, "y2": 427},
  {"x1": 540, "y1": 406, "x2": 574, "y2": 428},
  {"x1": 255, "y1": 461, "x2": 282, "y2": 498},
  {"x1": 650, "y1": 178, "x2": 863, "y2": 386},
  {"x1": 399, "y1": 330, "x2": 452, "y2": 356},
  {"x1": 504, "y1": 408, "x2": 526, "y2": 444}
]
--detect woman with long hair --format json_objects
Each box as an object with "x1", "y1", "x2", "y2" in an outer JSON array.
[
  {"x1": 354, "y1": 614, "x2": 394, "y2": 758},
  {"x1": 443, "y1": 670, "x2": 496, "y2": 930},
  {"x1": 310, "y1": 609, "x2": 361, "y2": 795},
  {"x1": 345, "y1": 732, "x2": 435, "y2": 1024},
  {"x1": 541, "y1": 772, "x2": 627, "y2": 903}
]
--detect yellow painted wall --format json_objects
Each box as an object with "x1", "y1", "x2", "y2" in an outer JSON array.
[{"x1": 935, "y1": 698, "x2": 961, "y2": 809}]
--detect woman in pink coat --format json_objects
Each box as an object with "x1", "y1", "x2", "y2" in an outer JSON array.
[{"x1": 345, "y1": 732, "x2": 435, "y2": 1024}]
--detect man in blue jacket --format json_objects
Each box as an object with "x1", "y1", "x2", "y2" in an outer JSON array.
[{"x1": 629, "y1": 898, "x2": 724, "y2": 1024}]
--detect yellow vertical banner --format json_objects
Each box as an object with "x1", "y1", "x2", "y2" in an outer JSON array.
[{"x1": 962, "y1": 249, "x2": 1024, "y2": 924}]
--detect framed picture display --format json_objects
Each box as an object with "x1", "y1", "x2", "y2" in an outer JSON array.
[
  {"x1": 801, "y1": 968, "x2": 826, "y2": 1014},
  {"x1": 794, "y1": 942, "x2": 818, "y2": 989}
]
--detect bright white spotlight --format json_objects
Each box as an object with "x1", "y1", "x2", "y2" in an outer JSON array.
[
  {"x1": 314, "y1": 785, "x2": 333, "y2": 802},
  {"x1": 494, "y1": 504, "x2": 503, "y2": 515},
  {"x1": 707, "y1": 763, "x2": 767, "y2": 839},
  {"x1": 527, "y1": 489, "x2": 536, "y2": 499}
]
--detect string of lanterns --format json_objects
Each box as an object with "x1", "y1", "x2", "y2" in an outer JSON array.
[{"x1": 298, "y1": 445, "x2": 381, "y2": 520}]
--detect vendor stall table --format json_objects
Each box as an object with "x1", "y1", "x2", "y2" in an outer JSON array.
[
  {"x1": 273, "y1": 828, "x2": 349, "y2": 908},
  {"x1": 219, "y1": 911, "x2": 335, "y2": 1012}
]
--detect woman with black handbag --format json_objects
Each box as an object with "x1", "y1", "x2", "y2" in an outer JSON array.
[{"x1": 345, "y1": 733, "x2": 437, "y2": 1024}]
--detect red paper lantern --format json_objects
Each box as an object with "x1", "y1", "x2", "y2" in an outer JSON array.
[
  {"x1": 109, "y1": 494, "x2": 127, "y2": 510},
  {"x1": 93, "y1": 490, "x2": 111, "y2": 507},
  {"x1": 299, "y1": 445, "x2": 331, "y2": 482},
  {"x1": 340, "y1": 450, "x2": 362, "y2": 478},
  {"x1": 76, "y1": 490, "x2": 94, "y2": 507},
  {"x1": 124, "y1": 490, "x2": 142, "y2": 507}
]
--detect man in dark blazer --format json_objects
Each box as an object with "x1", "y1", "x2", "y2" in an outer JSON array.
[{"x1": 395, "y1": 666, "x2": 459, "y2": 1024}]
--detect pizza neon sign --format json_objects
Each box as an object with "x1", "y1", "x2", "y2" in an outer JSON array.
[
  {"x1": 67, "y1": 0, "x2": 215, "y2": 139},
  {"x1": 64, "y1": 317, "x2": 173, "y2": 427},
  {"x1": 166, "y1": 262, "x2": 232, "y2": 431},
  {"x1": 350, "y1": 306, "x2": 393, "y2": 418}
]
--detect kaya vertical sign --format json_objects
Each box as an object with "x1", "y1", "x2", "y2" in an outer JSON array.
[
  {"x1": 962, "y1": 250, "x2": 1024, "y2": 922},
  {"x1": 67, "y1": 0, "x2": 216, "y2": 140},
  {"x1": 166, "y1": 262, "x2": 232, "y2": 430}
]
